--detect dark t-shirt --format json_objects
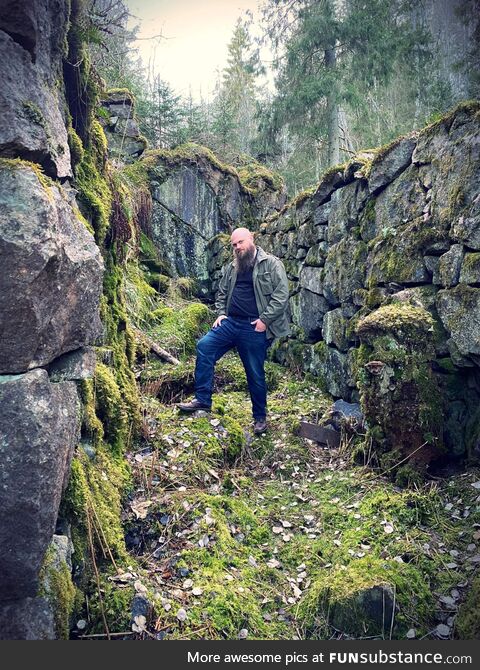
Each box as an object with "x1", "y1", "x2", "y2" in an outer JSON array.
[{"x1": 228, "y1": 267, "x2": 259, "y2": 318}]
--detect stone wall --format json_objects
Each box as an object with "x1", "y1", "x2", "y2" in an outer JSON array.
[
  {"x1": 0, "y1": 0, "x2": 104, "y2": 638},
  {"x1": 256, "y1": 102, "x2": 480, "y2": 468}
]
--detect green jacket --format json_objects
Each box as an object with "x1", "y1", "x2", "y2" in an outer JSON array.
[{"x1": 215, "y1": 247, "x2": 290, "y2": 340}]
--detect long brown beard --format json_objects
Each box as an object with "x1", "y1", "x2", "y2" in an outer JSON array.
[{"x1": 234, "y1": 246, "x2": 256, "y2": 273}]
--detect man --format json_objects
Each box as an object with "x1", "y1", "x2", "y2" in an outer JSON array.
[{"x1": 178, "y1": 227, "x2": 290, "y2": 434}]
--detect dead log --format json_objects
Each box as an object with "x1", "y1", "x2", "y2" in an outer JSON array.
[{"x1": 131, "y1": 327, "x2": 180, "y2": 365}]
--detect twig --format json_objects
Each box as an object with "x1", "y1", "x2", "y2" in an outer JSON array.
[
  {"x1": 389, "y1": 585, "x2": 396, "y2": 640},
  {"x1": 90, "y1": 503, "x2": 119, "y2": 572},
  {"x1": 79, "y1": 631, "x2": 134, "y2": 639},
  {"x1": 86, "y1": 507, "x2": 110, "y2": 640}
]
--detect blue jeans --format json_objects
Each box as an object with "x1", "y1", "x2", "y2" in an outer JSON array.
[{"x1": 194, "y1": 317, "x2": 270, "y2": 420}]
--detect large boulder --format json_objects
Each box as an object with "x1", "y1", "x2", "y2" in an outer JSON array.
[
  {"x1": 0, "y1": 597, "x2": 55, "y2": 640},
  {"x1": 0, "y1": 369, "x2": 79, "y2": 602},
  {"x1": 290, "y1": 289, "x2": 329, "y2": 341},
  {"x1": 0, "y1": 161, "x2": 104, "y2": 373},
  {"x1": 368, "y1": 134, "x2": 418, "y2": 195},
  {"x1": 356, "y1": 303, "x2": 444, "y2": 476},
  {"x1": 413, "y1": 102, "x2": 480, "y2": 241},
  {"x1": 98, "y1": 90, "x2": 146, "y2": 163},
  {"x1": 436, "y1": 285, "x2": 480, "y2": 360},
  {"x1": 323, "y1": 237, "x2": 367, "y2": 305},
  {"x1": 0, "y1": 0, "x2": 72, "y2": 177}
]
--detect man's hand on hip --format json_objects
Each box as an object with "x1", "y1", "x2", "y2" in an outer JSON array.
[
  {"x1": 212, "y1": 315, "x2": 228, "y2": 328},
  {"x1": 251, "y1": 318, "x2": 267, "y2": 332}
]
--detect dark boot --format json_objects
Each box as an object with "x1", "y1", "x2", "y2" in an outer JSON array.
[
  {"x1": 177, "y1": 399, "x2": 211, "y2": 413},
  {"x1": 253, "y1": 418, "x2": 268, "y2": 434}
]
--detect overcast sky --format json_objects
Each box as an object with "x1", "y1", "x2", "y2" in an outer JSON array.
[{"x1": 125, "y1": 0, "x2": 267, "y2": 100}]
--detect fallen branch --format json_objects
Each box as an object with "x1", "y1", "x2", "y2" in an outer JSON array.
[{"x1": 132, "y1": 327, "x2": 180, "y2": 365}]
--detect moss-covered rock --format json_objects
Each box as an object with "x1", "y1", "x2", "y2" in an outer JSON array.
[{"x1": 356, "y1": 304, "x2": 444, "y2": 478}]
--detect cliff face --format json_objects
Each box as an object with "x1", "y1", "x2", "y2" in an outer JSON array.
[
  {"x1": 113, "y1": 144, "x2": 287, "y2": 297},
  {"x1": 0, "y1": 0, "x2": 104, "y2": 638}
]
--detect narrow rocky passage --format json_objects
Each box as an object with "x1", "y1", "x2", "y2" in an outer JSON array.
[{"x1": 74, "y1": 297, "x2": 480, "y2": 641}]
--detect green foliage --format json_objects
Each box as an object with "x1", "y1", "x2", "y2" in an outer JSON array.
[
  {"x1": 39, "y1": 546, "x2": 76, "y2": 639},
  {"x1": 149, "y1": 301, "x2": 210, "y2": 358}
]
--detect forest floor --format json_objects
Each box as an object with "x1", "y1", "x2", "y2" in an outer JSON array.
[{"x1": 82, "y1": 291, "x2": 480, "y2": 641}]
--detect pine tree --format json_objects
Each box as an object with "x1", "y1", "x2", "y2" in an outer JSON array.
[
  {"x1": 210, "y1": 17, "x2": 261, "y2": 155},
  {"x1": 263, "y1": 0, "x2": 432, "y2": 173}
]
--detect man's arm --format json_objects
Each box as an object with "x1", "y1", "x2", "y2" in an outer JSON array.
[
  {"x1": 215, "y1": 265, "x2": 230, "y2": 317},
  {"x1": 258, "y1": 259, "x2": 289, "y2": 326}
]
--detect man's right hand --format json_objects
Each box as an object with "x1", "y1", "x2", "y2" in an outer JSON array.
[{"x1": 212, "y1": 315, "x2": 228, "y2": 329}]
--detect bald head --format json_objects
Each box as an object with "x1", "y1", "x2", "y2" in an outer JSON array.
[
  {"x1": 231, "y1": 228, "x2": 256, "y2": 271},
  {"x1": 231, "y1": 228, "x2": 254, "y2": 245}
]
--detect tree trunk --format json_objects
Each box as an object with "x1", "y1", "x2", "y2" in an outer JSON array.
[{"x1": 325, "y1": 47, "x2": 340, "y2": 166}]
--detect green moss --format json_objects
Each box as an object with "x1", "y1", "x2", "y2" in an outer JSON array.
[
  {"x1": 150, "y1": 301, "x2": 211, "y2": 358},
  {"x1": 456, "y1": 574, "x2": 480, "y2": 639},
  {"x1": 67, "y1": 125, "x2": 84, "y2": 167},
  {"x1": 0, "y1": 157, "x2": 54, "y2": 196},
  {"x1": 94, "y1": 362, "x2": 128, "y2": 455},
  {"x1": 106, "y1": 88, "x2": 135, "y2": 104},
  {"x1": 236, "y1": 158, "x2": 284, "y2": 193},
  {"x1": 175, "y1": 277, "x2": 198, "y2": 297},
  {"x1": 299, "y1": 556, "x2": 433, "y2": 637},
  {"x1": 123, "y1": 261, "x2": 158, "y2": 327},
  {"x1": 39, "y1": 545, "x2": 76, "y2": 639},
  {"x1": 62, "y1": 447, "x2": 130, "y2": 561},
  {"x1": 75, "y1": 150, "x2": 112, "y2": 245},
  {"x1": 356, "y1": 303, "x2": 434, "y2": 343},
  {"x1": 418, "y1": 100, "x2": 480, "y2": 142},
  {"x1": 21, "y1": 101, "x2": 47, "y2": 129},
  {"x1": 79, "y1": 378, "x2": 104, "y2": 444}
]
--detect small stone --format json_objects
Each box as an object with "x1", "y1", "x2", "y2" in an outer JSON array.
[
  {"x1": 406, "y1": 628, "x2": 416, "y2": 639},
  {"x1": 192, "y1": 587, "x2": 203, "y2": 596},
  {"x1": 183, "y1": 579, "x2": 193, "y2": 589},
  {"x1": 76, "y1": 619, "x2": 87, "y2": 630},
  {"x1": 238, "y1": 628, "x2": 248, "y2": 639},
  {"x1": 435, "y1": 623, "x2": 450, "y2": 638}
]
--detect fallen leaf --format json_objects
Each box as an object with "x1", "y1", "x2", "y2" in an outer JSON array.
[
  {"x1": 134, "y1": 580, "x2": 147, "y2": 594},
  {"x1": 130, "y1": 500, "x2": 153, "y2": 520},
  {"x1": 176, "y1": 608, "x2": 187, "y2": 622},
  {"x1": 267, "y1": 559, "x2": 280, "y2": 569},
  {"x1": 132, "y1": 615, "x2": 147, "y2": 633}
]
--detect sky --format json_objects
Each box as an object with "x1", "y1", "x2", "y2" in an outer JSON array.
[{"x1": 125, "y1": 0, "x2": 268, "y2": 101}]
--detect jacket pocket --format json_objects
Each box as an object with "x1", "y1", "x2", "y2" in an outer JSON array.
[{"x1": 257, "y1": 271, "x2": 274, "y2": 295}]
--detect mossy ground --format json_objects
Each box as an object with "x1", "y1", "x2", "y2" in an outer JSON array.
[{"x1": 69, "y1": 270, "x2": 480, "y2": 640}]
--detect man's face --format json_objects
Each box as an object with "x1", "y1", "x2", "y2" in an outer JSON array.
[{"x1": 231, "y1": 231, "x2": 255, "y2": 258}]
